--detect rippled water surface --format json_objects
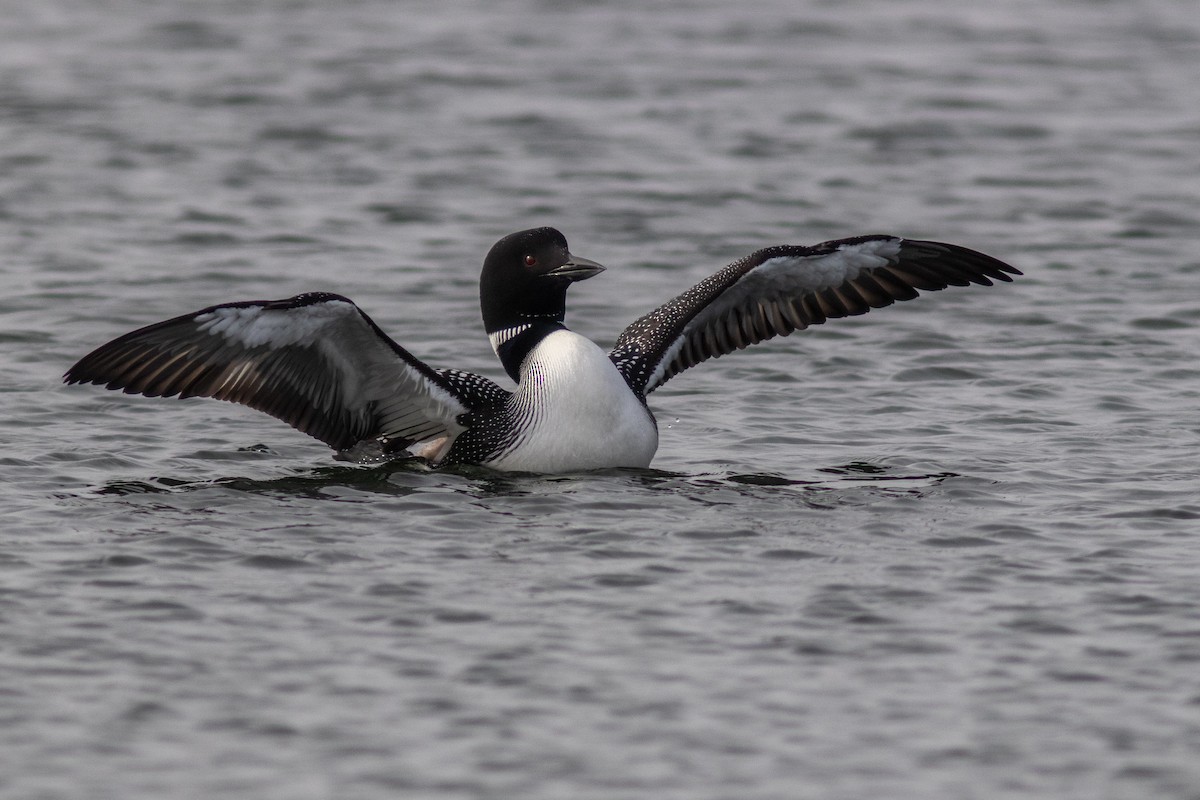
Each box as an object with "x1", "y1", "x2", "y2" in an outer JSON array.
[{"x1": 4, "y1": 1, "x2": 1200, "y2": 797}]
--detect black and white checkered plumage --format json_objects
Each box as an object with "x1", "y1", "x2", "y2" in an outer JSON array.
[{"x1": 65, "y1": 227, "x2": 1020, "y2": 473}]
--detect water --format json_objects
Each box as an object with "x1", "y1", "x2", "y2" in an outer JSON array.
[{"x1": 4, "y1": 0, "x2": 1200, "y2": 797}]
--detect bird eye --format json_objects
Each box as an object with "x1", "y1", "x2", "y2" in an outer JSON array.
[{"x1": 524, "y1": 254, "x2": 537, "y2": 267}]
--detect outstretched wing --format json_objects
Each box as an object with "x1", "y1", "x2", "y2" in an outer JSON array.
[
  {"x1": 64, "y1": 292, "x2": 502, "y2": 455},
  {"x1": 609, "y1": 235, "x2": 1020, "y2": 396}
]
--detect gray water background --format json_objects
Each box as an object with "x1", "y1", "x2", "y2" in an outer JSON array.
[{"x1": 4, "y1": 0, "x2": 1200, "y2": 798}]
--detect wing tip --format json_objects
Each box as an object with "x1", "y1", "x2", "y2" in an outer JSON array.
[{"x1": 899, "y1": 238, "x2": 1023, "y2": 282}]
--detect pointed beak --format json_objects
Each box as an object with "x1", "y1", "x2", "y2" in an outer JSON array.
[{"x1": 547, "y1": 253, "x2": 606, "y2": 281}]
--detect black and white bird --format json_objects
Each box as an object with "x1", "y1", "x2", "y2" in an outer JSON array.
[{"x1": 65, "y1": 228, "x2": 1020, "y2": 473}]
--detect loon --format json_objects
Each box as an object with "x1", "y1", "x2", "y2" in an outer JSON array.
[{"x1": 64, "y1": 227, "x2": 1020, "y2": 473}]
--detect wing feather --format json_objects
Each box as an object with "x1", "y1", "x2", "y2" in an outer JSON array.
[
  {"x1": 609, "y1": 236, "x2": 1021, "y2": 395},
  {"x1": 65, "y1": 292, "x2": 493, "y2": 455}
]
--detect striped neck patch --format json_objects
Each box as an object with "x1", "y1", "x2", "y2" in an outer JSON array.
[{"x1": 488, "y1": 323, "x2": 532, "y2": 355}]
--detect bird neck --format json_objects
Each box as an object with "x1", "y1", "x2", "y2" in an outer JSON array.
[{"x1": 488, "y1": 319, "x2": 567, "y2": 383}]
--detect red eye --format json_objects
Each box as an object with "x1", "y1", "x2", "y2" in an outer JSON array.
[{"x1": 524, "y1": 255, "x2": 537, "y2": 267}]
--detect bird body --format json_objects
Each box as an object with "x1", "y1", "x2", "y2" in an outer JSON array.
[
  {"x1": 65, "y1": 228, "x2": 1020, "y2": 473},
  {"x1": 483, "y1": 329, "x2": 658, "y2": 473}
]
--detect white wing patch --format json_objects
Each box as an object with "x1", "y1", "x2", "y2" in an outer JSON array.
[
  {"x1": 742, "y1": 237, "x2": 902, "y2": 296},
  {"x1": 196, "y1": 300, "x2": 352, "y2": 349}
]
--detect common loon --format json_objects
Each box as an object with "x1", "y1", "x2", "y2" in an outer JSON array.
[{"x1": 64, "y1": 227, "x2": 1020, "y2": 473}]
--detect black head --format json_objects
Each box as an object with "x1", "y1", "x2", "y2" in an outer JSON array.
[{"x1": 479, "y1": 227, "x2": 605, "y2": 334}]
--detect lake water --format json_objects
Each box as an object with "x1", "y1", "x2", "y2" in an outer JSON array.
[{"x1": 4, "y1": 0, "x2": 1200, "y2": 797}]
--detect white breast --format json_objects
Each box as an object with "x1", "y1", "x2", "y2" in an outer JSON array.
[{"x1": 488, "y1": 330, "x2": 658, "y2": 472}]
